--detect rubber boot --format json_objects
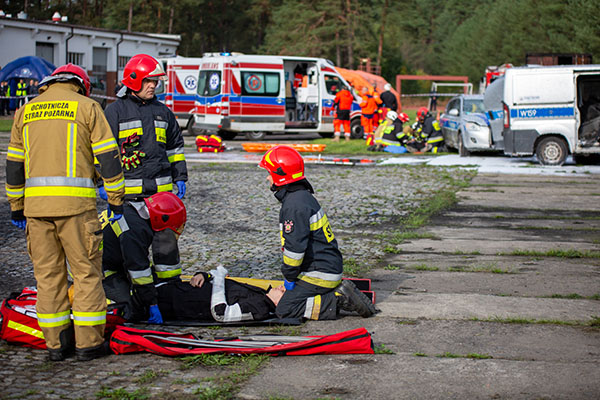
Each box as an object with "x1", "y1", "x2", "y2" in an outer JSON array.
[
  {"x1": 76, "y1": 341, "x2": 110, "y2": 362},
  {"x1": 335, "y1": 280, "x2": 377, "y2": 318},
  {"x1": 48, "y1": 325, "x2": 75, "y2": 362}
]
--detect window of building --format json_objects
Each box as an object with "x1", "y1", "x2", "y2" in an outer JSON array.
[
  {"x1": 68, "y1": 52, "x2": 84, "y2": 66},
  {"x1": 118, "y1": 56, "x2": 131, "y2": 70}
]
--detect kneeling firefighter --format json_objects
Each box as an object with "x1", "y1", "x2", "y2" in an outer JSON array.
[
  {"x1": 372, "y1": 111, "x2": 411, "y2": 151},
  {"x1": 259, "y1": 145, "x2": 377, "y2": 320},
  {"x1": 101, "y1": 192, "x2": 186, "y2": 324},
  {"x1": 416, "y1": 107, "x2": 445, "y2": 153}
]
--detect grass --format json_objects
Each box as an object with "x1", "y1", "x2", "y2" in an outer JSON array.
[
  {"x1": 383, "y1": 264, "x2": 401, "y2": 270},
  {"x1": 0, "y1": 118, "x2": 13, "y2": 132},
  {"x1": 95, "y1": 387, "x2": 149, "y2": 400},
  {"x1": 343, "y1": 257, "x2": 368, "y2": 277},
  {"x1": 502, "y1": 249, "x2": 600, "y2": 258},
  {"x1": 411, "y1": 264, "x2": 439, "y2": 271},
  {"x1": 470, "y1": 315, "x2": 600, "y2": 327},
  {"x1": 180, "y1": 353, "x2": 244, "y2": 369},
  {"x1": 545, "y1": 293, "x2": 600, "y2": 300},
  {"x1": 374, "y1": 343, "x2": 395, "y2": 354}
]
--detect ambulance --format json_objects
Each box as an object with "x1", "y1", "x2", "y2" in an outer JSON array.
[
  {"x1": 156, "y1": 56, "x2": 203, "y2": 133},
  {"x1": 193, "y1": 53, "x2": 363, "y2": 140}
]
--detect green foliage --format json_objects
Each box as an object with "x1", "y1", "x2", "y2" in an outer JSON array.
[
  {"x1": 374, "y1": 343, "x2": 395, "y2": 354},
  {"x1": 95, "y1": 387, "x2": 149, "y2": 400}
]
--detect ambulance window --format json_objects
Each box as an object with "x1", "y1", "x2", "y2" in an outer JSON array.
[
  {"x1": 198, "y1": 70, "x2": 221, "y2": 96},
  {"x1": 325, "y1": 75, "x2": 347, "y2": 95},
  {"x1": 241, "y1": 72, "x2": 280, "y2": 96}
]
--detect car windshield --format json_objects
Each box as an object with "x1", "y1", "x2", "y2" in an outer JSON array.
[{"x1": 463, "y1": 99, "x2": 485, "y2": 114}]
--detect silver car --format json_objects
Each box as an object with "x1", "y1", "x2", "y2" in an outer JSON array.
[{"x1": 440, "y1": 94, "x2": 491, "y2": 156}]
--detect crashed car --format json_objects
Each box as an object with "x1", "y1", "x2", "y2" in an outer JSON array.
[{"x1": 440, "y1": 94, "x2": 491, "y2": 156}]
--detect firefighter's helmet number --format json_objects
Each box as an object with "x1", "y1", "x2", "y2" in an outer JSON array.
[
  {"x1": 209, "y1": 73, "x2": 220, "y2": 91},
  {"x1": 247, "y1": 75, "x2": 262, "y2": 92}
]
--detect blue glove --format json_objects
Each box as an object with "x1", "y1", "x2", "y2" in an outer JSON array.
[
  {"x1": 11, "y1": 219, "x2": 26, "y2": 230},
  {"x1": 98, "y1": 186, "x2": 108, "y2": 201},
  {"x1": 284, "y1": 279, "x2": 296, "y2": 291},
  {"x1": 176, "y1": 181, "x2": 186, "y2": 199},
  {"x1": 107, "y1": 208, "x2": 123, "y2": 222},
  {"x1": 148, "y1": 305, "x2": 163, "y2": 324}
]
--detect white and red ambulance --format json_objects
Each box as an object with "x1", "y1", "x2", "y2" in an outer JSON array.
[
  {"x1": 156, "y1": 56, "x2": 203, "y2": 132},
  {"x1": 193, "y1": 53, "x2": 363, "y2": 140}
]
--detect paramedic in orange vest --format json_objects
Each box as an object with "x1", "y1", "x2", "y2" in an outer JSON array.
[
  {"x1": 332, "y1": 85, "x2": 354, "y2": 142},
  {"x1": 360, "y1": 87, "x2": 378, "y2": 145},
  {"x1": 6, "y1": 64, "x2": 125, "y2": 362}
]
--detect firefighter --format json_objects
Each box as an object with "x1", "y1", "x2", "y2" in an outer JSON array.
[
  {"x1": 259, "y1": 145, "x2": 377, "y2": 320},
  {"x1": 416, "y1": 106, "x2": 445, "y2": 153},
  {"x1": 102, "y1": 54, "x2": 188, "y2": 322},
  {"x1": 360, "y1": 87, "x2": 379, "y2": 145},
  {"x1": 372, "y1": 111, "x2": 411, "y2": 152},
  {"x1": 332, "y1": 85, "x2": 354, "y2": 142},
  {"x1": 6, "y1": 63, "x2": 125, "y2": 361},
  {"x1": 101, "y1": 192, "x2": 186, "y2": 324}
]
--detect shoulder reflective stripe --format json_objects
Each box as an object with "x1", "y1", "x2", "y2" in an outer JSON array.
[
  {"x1": 7, "y1": 320, "x2": 45, "y2": 339},
  {"x1": 92, "y1": 138, "x2": 119, "y2": 154},
  {"x1": 105, "y1": 177, "x2": 125, "y2": 191},
  {"x1": 25, "y1": 186, "x2": 96, "y2": 198},
  {"x1": 7, "y1": 146, "x2": 25, "y2": 160},
  {"x1": 37, "y1": 310, "x2": 71, "y2": 328},
  {"x1": 303, "y1": 295, "x2": 321, "y2": 320},
  {"x1": 67, "y1": 123, "x2": 77, "y2": 178},
  {"x1": 154, "y1": 120, "x2": 169, "y2": 129},
  {"x1": 119, "y1": 121, "x2": 143, "y2": 131},
  {"x1": 72, "y1": 310, "x2": 106, "y2": 326},
  {"x1": 6, "y1": 185, "x2": 25, "y2": 197}
]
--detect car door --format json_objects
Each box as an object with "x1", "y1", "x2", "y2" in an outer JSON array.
[{"x1": 441, "y1": 98, "x2": 460, "y2": 148}]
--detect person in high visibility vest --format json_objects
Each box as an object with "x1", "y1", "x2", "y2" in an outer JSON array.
[{"x1": 15, "y1": 79, "x2": 27, "y2": 108}]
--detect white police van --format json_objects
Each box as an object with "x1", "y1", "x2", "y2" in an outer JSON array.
[{"x1": 502, "y1": 65, "x2": 600, "y2": 165}]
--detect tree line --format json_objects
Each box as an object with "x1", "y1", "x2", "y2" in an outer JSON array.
[{"x1": 4, "y1": 0, "x2": 600, "y2": 91}]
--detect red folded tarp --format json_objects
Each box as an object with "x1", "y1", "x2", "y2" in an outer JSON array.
[{"x1": 110, "y1": 325, "x2": 374, "y2": 356}]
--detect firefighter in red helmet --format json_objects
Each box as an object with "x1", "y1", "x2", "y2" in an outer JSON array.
[
  {"x1": 6, "y1": 63, "x2": 125, "y2": 361},
  {"x1": 101, "y1": 192, "x2": 186, "y2": 324},
  {"x1": 101, "y1": 54, "x2": 188, "y2": 325},
  {"x1": 259, "y1": 146, "x2": 377, "y2": 320}
]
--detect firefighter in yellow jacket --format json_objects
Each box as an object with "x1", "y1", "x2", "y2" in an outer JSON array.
[{"x1": 5, "y1": 64, "x2": 125, "y2": 362}]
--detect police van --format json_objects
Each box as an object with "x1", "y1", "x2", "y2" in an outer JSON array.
[
  {"x1": 156, "y1": 56, "x2": 203, "y2": 133},
  {"x1": 193, "y1": 53, "x2": 362, "y2": 140},
  {"x1": 502, "y1": 65, "x2": 600, "y2": 165}
]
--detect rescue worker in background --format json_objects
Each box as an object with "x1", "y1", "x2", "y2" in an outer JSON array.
[
  {"x1": 371, "y1": 111, "x2": 411, "y2": 152},
  {"x1": 332, "y1": 85, "x2": 354, "y2": 142},
  {"x1": 16, "y1": 78, "x2": 27, "y2": 108},
  {"x1": 416, "y1": 106, "x2": 445, "y2": 153},
  {"x1": 0, "y1": 81, "x2": 8, "y2": 116},
  {"x1": 360, "y1": 87, "x2": 379, "y2": 146},
  {"x1": 6, "y1": 64, "x2": 125, "y2": 362},
  {"x1": 380, "y1": 83, "x2": 398, "y2": 119},
  {"x1": 259, "y1": 145, "x2": 377, "y2": 320},
  {"x1": 102, "y1": 54, "x2": 188, "y2": 325}
]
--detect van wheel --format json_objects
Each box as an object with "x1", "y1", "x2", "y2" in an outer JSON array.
[
  {"x1": 350, "y1": 119, "x2": 363, "y2": 139},
  {"x1": 246, "y1": 131, "x2": 266, "y2": 141},
  {"x1": 217, "y1": 130, "x2": 237, "y2": 140},
  {"x1": 458, "y1": 133, "x2": 470, "y2": 157},
  {"x1": 536, "y1": 136, "x2": 567, "y2": 166}
]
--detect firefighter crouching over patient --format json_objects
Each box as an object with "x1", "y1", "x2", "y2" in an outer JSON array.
[
  {"x1": 100, "y1": 54, "x2": 188, "y2": 325},
  {"x1": 6, "y1": 64, "x2": 125, "y2": 362},
  {"x1": 259, "y1": 145, "x2": 377, "y2": 320}
]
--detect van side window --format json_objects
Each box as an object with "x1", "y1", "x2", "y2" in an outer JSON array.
[
  {"x1": 198, "y1": 70, "x2": 221, "y2": 96},
  {"x1": 241, "y1": 71, "x2": 280, "y2": 96},
  {"x1": 324, "y1": 75, "x2": 348, "y2": 95}
]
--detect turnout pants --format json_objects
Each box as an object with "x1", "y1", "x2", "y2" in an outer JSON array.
[
  {"x1": 27, "y1": 209, "x2": 106, "y2": 350},
  {"x1": 276, "y1": 280, "x2": 337, "y2": 321}
]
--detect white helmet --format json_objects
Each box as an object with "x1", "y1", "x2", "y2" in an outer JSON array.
[
  {"x1": 384, "y1": 83, "x2": 392, "y2": 91},
  {"x1": 386, "y1": 111, "x2": 398, "y2": 121}
]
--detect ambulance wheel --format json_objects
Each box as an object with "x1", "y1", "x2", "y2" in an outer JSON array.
[
  {"x1": 217, "y1": 130, "x2": 237, "y2": 140},
  {"x1": 319, "y1": 132, "x2": 334, "y2": 138},
  {"x1": 350, "y1": 119, "x2": 363, "y2": 139},
  {"x1": 246, "y1": 131, "x2": 266, "y2": 141},
  {"x1": 536, "y1": 136, "x2": 567, "y2": 166},
  {"x1": 458, "y1": 133, "x2": 470, "y2": 157}
]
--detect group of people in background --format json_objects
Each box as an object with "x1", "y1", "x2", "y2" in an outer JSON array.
[{"x1": 0, "y1": 78, "x2": 39, "y2": 115}]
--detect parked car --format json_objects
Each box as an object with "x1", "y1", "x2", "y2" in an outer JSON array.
[{"x1": 440, "y1": 94, "x2": 492, "y2": 156}]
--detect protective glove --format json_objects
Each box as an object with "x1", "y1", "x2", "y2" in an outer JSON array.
[
  {"x1": 11, "y1": 219, "x2": 26, "y2": 230},
  {"x1": 284, "y1": 279, "x2": 296, "y2": 291},
  {"x1": 98, "y1": 186, "x2": 108, "y2": 201},
  {"x1": 176, "y1": 181, "x2": 186, "y2": 199},
  {"x1": 107, "y1": 209, "x2": 123, "y2": 222},
  {"x1": 148, "y1": 304, "x2": 163, "y2": 324}
]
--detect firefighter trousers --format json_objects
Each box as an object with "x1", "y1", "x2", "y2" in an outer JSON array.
[
  {"x1": 275, "y1": 280, "x2": 337, "y2": 321},
  {"x1": 27, "y1": 209, "x2": 106, "y2": 350}
]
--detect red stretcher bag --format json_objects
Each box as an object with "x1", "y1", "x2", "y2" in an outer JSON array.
[
  {"x1": 0, "y1": 287, "x2": 126, "y2": 350},
  {"x1": 196, "y1": 135, "x2": 225, "y2": 153}
]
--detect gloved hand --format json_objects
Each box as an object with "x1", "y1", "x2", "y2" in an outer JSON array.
[
  {"x1": 98, "y1": 186, "x2": 108, "y2": 201},
  {"x1": 284, "y1": 279, "x2": 296, "y2": 291},
  {"x1": 148, "y1": 305, "x2": 163, "y2": 324},
  {"x1": 176, "y1": 181, "x2": 186, "y2": 199},
  {"x1": 107, "y1": 209, "x2": 123, "y2": 222},
  {"x1": 11, "y1": 219, "x2": 26, "y2": 230}
]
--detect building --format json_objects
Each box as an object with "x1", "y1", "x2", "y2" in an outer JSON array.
[
  {"x1": 0, "y1": 14, "x2": 180, "y2": 96},
  {"x1": 525, "y1": 53, "x2": 592, "y2": 66}
]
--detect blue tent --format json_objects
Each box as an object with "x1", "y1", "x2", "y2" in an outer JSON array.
[{"x1": 0, "y1": 56, "x2": 56, "y2": 110}]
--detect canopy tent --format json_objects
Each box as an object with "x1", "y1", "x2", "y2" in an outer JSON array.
[
  {"x1": 335, "y1": 67, "x2": 400, "y2": 105},
  {"x1": 0, "y1": 56, "x2": 55, "y2": 110}
]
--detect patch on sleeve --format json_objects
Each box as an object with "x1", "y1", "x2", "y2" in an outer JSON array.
[{"x1": 284, "y1": 220, "x2": 294, "y2": 234}]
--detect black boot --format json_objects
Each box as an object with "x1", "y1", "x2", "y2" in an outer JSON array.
[
  {"x1": 76, "y1": 341, "x2": 111, "y2": 361},
  {"x1": 48, "y1": 326, "x2": 75, "y2": 362},
  {"x1": 335, "y1": 280, "x2": 378, "y2": 318}
]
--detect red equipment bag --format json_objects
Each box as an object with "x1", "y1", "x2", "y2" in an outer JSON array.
[
  {"x1": 110, "y1": 325, "x2": 374, "y2": 356},
  {"x1": 196, "y1": 134, "x2": 224, "y2": 153},
  {"x1": 0, "y1": 287, "x2": 126, "y2": 350}
]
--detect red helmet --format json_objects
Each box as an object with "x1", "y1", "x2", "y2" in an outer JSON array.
[
  {"x1": 40, "y1": 63, "x2": 91, "y2": 96},
  {"x1": 144, "y1": 192, "x2": 186, "y2": 235},
  {"x1": 398, "y1": 112, "x2": 410, "y2": 123},
  {"x1": 259, "y1": 145, "x2": 305, "y2": 186},
  {"x1": 417, "y1": 107, "x2": 429, "y2": 121},
  {"x1": 121, "y1": 54, "x2": 166, "y2": 92}
]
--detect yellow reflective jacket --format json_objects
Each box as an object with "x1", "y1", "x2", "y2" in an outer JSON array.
[{"x1": 6, "y1": 82, "x2": 125, "y2": 217}]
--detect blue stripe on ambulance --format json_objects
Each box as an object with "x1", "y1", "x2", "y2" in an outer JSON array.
[{"x1": 510, "y1": 107, "x2": 574, "y2": 119}]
